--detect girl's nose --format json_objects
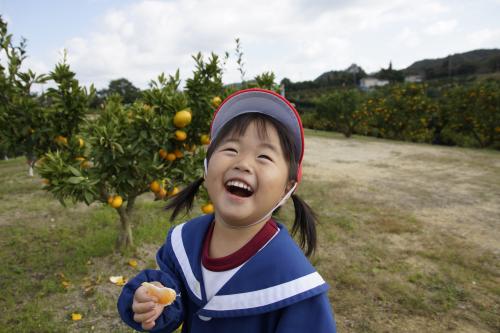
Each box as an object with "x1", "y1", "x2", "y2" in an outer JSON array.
[{"x1": 233, "y1": 155, "x2": 252, "y2": 173}]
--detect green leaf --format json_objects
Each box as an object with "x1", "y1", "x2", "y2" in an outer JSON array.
[
  {"x1": 67, "y1": 176, "x2": 84, "y2": 184},
  {"x1": 83, "y1": 191, "x2": 93, "y2": 205},
  {"x1": 68, "y1": 165, "x2": 82, "y2": 177},
  {"x1": 114, "y1": 142, "x2": 124, "y2": 154}
]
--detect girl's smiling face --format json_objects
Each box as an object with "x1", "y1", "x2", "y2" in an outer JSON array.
[{"x1": 205, "y1": 120, "x2": 293, "y2": 227}]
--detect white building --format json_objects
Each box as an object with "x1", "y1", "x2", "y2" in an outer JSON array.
[
  {"x1": 404, "y1": 75, "x2": 423, "y2": 83},
  {"x1": 360, "y1": 77, "x2": 389, "y2": 90}
]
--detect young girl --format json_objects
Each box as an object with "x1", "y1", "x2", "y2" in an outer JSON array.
[{"x1": 117, "y1": 88, "x2": 337, "y2": 332}]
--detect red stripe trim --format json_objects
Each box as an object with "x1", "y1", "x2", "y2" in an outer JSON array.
[{"x1": 202, "y1": 219, "x2": 278, "y2": 272}]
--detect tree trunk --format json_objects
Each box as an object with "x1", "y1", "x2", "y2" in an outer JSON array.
[
  {"x1": 116, "y1": 196, "x2": 137, "y2": 250},
  {"x1": 117, "y1": 206, "x2": 134, "y2": 250},
  {"x1": 28, "y1": 161, "x2": 35, "y2": 177},
  {"x1": 26, "y1": 157, "x2": 35, "y2": 177},
  {"x1": 344, "y1": 125, "x2": 352, "y2": 138},
  {"x1": 471, "y1": 128, "x2": 485, "y2": 148}
]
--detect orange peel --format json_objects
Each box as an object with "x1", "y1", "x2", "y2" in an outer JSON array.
[{"x1": 110, "y1": 275, "x2": 127, "y2": 286}]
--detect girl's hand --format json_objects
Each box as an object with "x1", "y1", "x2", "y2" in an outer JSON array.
[{"x1": 132, "y1": 281, "x2": 166, "y2": 330}]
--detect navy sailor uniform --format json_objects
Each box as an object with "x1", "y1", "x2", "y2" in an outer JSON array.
[{"x1": 117, "y1": 214, "x2": 336, "y2": 332}]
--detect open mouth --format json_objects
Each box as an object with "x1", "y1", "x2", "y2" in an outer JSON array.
[{"x1": 225, "y1": 180, "x2": 254, "y2": 198}]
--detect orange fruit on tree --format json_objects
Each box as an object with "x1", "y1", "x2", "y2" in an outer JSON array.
[
  {"x1": 110, "y1": 195, "x2": 123, "y2": 208},
  {"x1": 78, "y1": 138, "x2": 85, "y2": 148},
  {"x1": 150, "y1": 181, "x2": 161, "y2": 193},
  {"x1": 75, "y1": 156, "x2": 85, "y2": 162},
  {"x1": 173, "y1": 109, "x2": 192, "y2": 128},
  {"x1": 169, "y1": 187, "x2": 180, "y2": 196},
  {"x1": 174, "y1": 149, "x2": 183, "y2": 158},
  {"x1": 158, "y1": 187, "x2": 167, "y2": 199},
  {"x1": 211, "y1": 96, "x2": 222, "y2": 108},
  {"x1": 166, "y1": 153, "x2": 176, "y2": 161},
  {"x1": 107, "y1": 195, "x2": 114, "y2": 205},
  {"x1": 184, "y1": 143, "x2": 196, "y2": 152},
  {"x1": 200, "y1": 134, "x2": 210, "y2": 145},
  {"x1": 55, "y1": 135, "x2": 68, "y2": 146},
  {"x1": 80, "y1": 160, "x2": 92, "y2": 169},
  {"x1": 174, "y1": 130, "x2": 187, "y2": 141},
  {"x1": 201, "y1": 203, "x2": 214, "y2": 214},
  {"x1": 159, "y1": 149, "x2": 168, "y2": 159}
]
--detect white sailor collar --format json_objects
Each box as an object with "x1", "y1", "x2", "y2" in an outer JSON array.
[{"x1": 161, "y1": 214, "x2": 329, "y2": 318}]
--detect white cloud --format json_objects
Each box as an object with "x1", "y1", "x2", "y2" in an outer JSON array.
[
  {"x1": 395, "y1": 27, "x2": 421, "y2": 48},
  {"x1": 26, "y1": 0, "x2": 490, "y2": 89},
  {"x1": 424, "y1": 19, "x2": 458, "y2": 35},
  {"x1": 466, "y1": 28, "x2": 500, "y2": 48}
]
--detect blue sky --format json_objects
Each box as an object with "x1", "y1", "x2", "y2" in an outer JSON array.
[{"x1": 1, "y1": 0, "x2": 500, "y2": 90}]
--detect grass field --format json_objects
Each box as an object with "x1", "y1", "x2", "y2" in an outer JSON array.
[{"x1": 1, "y1": 131, "x2": 499, "y2": 332}]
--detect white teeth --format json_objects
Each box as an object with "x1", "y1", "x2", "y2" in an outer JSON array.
[{"x1": 226, "y1": 180, "x2": 253, "y2": 192}]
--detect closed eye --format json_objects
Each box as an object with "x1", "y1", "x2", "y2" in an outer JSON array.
[
  {"x1": 223, "y1": 148, "x2": 238, "y2": 153},
  {"x1": 258, "y1": 154, "x2": 273, "y2": 161}
]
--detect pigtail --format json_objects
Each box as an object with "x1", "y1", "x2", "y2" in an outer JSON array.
[
  {"x1": 164, "y1": 177, "x2": 204, "y2": 221},
  {"x1": 291, "y1": 194, "x2": 317, "y2": 257}
]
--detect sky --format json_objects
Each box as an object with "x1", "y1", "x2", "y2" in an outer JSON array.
[{"x1": 1, "y1": 0, "x2": 500, "y2": 90}]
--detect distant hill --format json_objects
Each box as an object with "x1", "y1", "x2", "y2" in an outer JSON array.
[
  {"x1": 403, "y1": 48, "x2": 500, "y2": 79},
  {"x1": 314, "y1": 64, "x2": 367, "y2": 85},
  {"x1": 282, "y1": 49, "x2": 500, "y2": 92}
]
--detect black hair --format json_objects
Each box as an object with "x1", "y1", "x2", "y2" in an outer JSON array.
[{"x1": 165, "y1": 113, "x2": 318, "y2": 256}]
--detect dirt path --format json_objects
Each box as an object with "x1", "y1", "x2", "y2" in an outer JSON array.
[{"x1": 303, "y1": 134, "x2": 500, "y2": 253}]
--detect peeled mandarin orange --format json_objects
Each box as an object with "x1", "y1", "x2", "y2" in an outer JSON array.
[{"x1": 141, "y1": 282, "x2": 177, "y2": 305}]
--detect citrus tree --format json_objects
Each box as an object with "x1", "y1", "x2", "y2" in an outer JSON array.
[
  {"x1": 439, "y1": 81, "x2": 500, "y2": 148},
  {"x1": 26, "y1": 55, "x2": 95, "y2": 178},
  {"x1": 0, "y1": 16, "x2": 92, "y2": 175},
  {"x1": 360, "y1": 83, "x2": 436, "y2": 142},
  {"x1": 37, "y1": 53, "x2": 225, "y2": 249},
  {"x1": 315, "y1": 89, "x2": 363, "y2": 137},
  {"x1": 0, "y1": 15, "x2": 48, "y2": 171}
]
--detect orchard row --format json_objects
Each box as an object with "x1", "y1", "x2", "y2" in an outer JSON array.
[{"x1": 303, "y1": 81, "x2": 500, "y2": 149}]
